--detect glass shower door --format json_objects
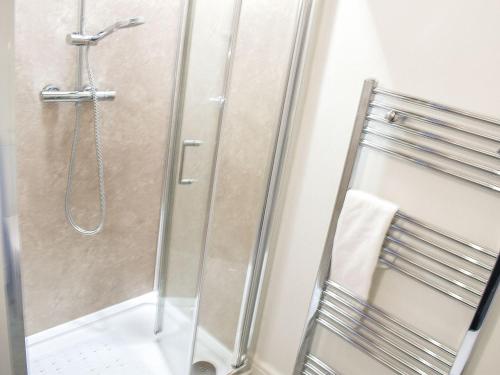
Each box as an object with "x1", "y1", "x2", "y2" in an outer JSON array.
[{"x1": 154, "y1": 0, "x2": 239, "y2": 374}]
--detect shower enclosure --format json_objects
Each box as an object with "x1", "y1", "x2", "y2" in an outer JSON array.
[{"x1": 1, "y1": 0, "x2": 314, "y2": 374}]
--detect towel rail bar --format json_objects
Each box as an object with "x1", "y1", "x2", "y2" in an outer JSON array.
[
  {"x1": 360, "y1": 140, "x2": 500, "y2": 192},
  {"x1": 322, "y1": 289, "x2": 454, "y2": 367},
  {"x1": 305, "y1": 355, "x2": 339, "y2": 375},
  {"x1": 379, "y1": 258, "x2": 477, "y2": 308},
  {"x1": 325, "y1": 280, "x2": 457, "y2": 356},
  {"x1": 317, "y1": 317, "x2": 418, "y2": 375},
  {"x1": 304, "y1": 362, "x2": 330, "y2": 375},
  {"x1": 366, "y1": 114, "x2": 499, "y2": 159},
  {"x1": 372, "y1": 87, "x2": 500, "y2": 128},
  {"x1": 395, "y1": 212, "x2": 497, "y2": 258},
  {"x1": 382, "y1": 247, "x2": 482, "y2": 297},
  {"x1": 385, "y1": 236, "x2": 488, "y2": 284},
  {"x1": 369, "y1": 102, "x2": 500, "y2": 143},
  {"x1": 363, "y1": 127, "x2": 499, "y2": 176},
  {"x1": 390, "y1": 224, "x2": 493, "y2": 271},
  {"x1": 320, "y1": 299, "x2": 449, "y2": 375}
]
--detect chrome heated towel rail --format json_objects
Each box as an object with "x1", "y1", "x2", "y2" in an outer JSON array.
[{"x1": 294, "y1": 79, "x2": 500, "y2": 375}]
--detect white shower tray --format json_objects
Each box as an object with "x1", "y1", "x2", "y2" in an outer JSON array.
[{"x1": 26, "y1": 292, "x2": 231, "y2": 375}]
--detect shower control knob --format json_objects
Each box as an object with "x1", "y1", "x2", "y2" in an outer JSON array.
[
  {"x1": 42, "y1": 85, "x2": 60, "y2": 92},
  {"x1": 39, "y1": 85, "x2": 60, "y2": 101}
]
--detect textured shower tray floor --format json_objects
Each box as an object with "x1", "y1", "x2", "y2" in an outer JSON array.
[{"x1": 26, "y1": 293, "x2": 231, "y2": 375}]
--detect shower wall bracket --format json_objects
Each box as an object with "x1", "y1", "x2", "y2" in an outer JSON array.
[{"x1": 40, "y1": 84, "x2": 116, "y2": 103}]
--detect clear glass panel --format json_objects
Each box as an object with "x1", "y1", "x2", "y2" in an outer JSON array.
[
  {"x1": 192, "y1": 0, "x2": 302, "y2": 369},
  {"x1": 155, "y1": 1, "x2": 237, "y2": 374}
]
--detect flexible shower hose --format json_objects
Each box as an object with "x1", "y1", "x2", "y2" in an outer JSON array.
[{"x1": 65, "y1": 46, "x2": 106, "y2": 235}]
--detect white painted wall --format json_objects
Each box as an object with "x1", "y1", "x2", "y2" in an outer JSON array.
[
  {"x1": 0, "y1": 0, "x2": 16, "y2": 373},
  {"x1": 253, "y1": 0, "x2": 500, "y2": 374}
]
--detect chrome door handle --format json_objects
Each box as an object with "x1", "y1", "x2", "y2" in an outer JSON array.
[{"x1": 178, "y1": 139, "x2": 203, "y2": 185}]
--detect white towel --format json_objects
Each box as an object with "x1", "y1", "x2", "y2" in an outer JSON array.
[{"x1": 330, "y1": 190, "x2": 398, "y2": 300}]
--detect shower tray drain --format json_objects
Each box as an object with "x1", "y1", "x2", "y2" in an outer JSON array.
[{"x1": 192, "y1": 360, "x2": 217, "y2": 375}]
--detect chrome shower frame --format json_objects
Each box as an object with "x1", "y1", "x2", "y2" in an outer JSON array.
[
  {"x1": 231, "y1": 0, "x2": 315, "y2": 369},
  {"x1": 153, "y1": 0, "x2": 317, "y2": 373}
]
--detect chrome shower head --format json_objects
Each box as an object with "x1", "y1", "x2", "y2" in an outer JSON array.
[
  {"x1": 96, "y1": 16, "x2": 145, "y2": 40},
  {"x1": 115, "y1": 17, "x2": 146, "y2": 29},
  {"x1": 67, "y1": 16, "x2": 145, "y2": 46}
]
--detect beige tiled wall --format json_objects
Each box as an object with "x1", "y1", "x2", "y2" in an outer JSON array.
[{"x1": 16, "y1": 0, "x2": 181, "y2": 334}]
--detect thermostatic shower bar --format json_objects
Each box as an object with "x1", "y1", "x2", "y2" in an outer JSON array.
[
  {"x1": 40, "y1": 85, "x2": 116, "y2": 103},
  {"x1": 38, "y1": 2, "x2": 144, "y2": 235}
]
